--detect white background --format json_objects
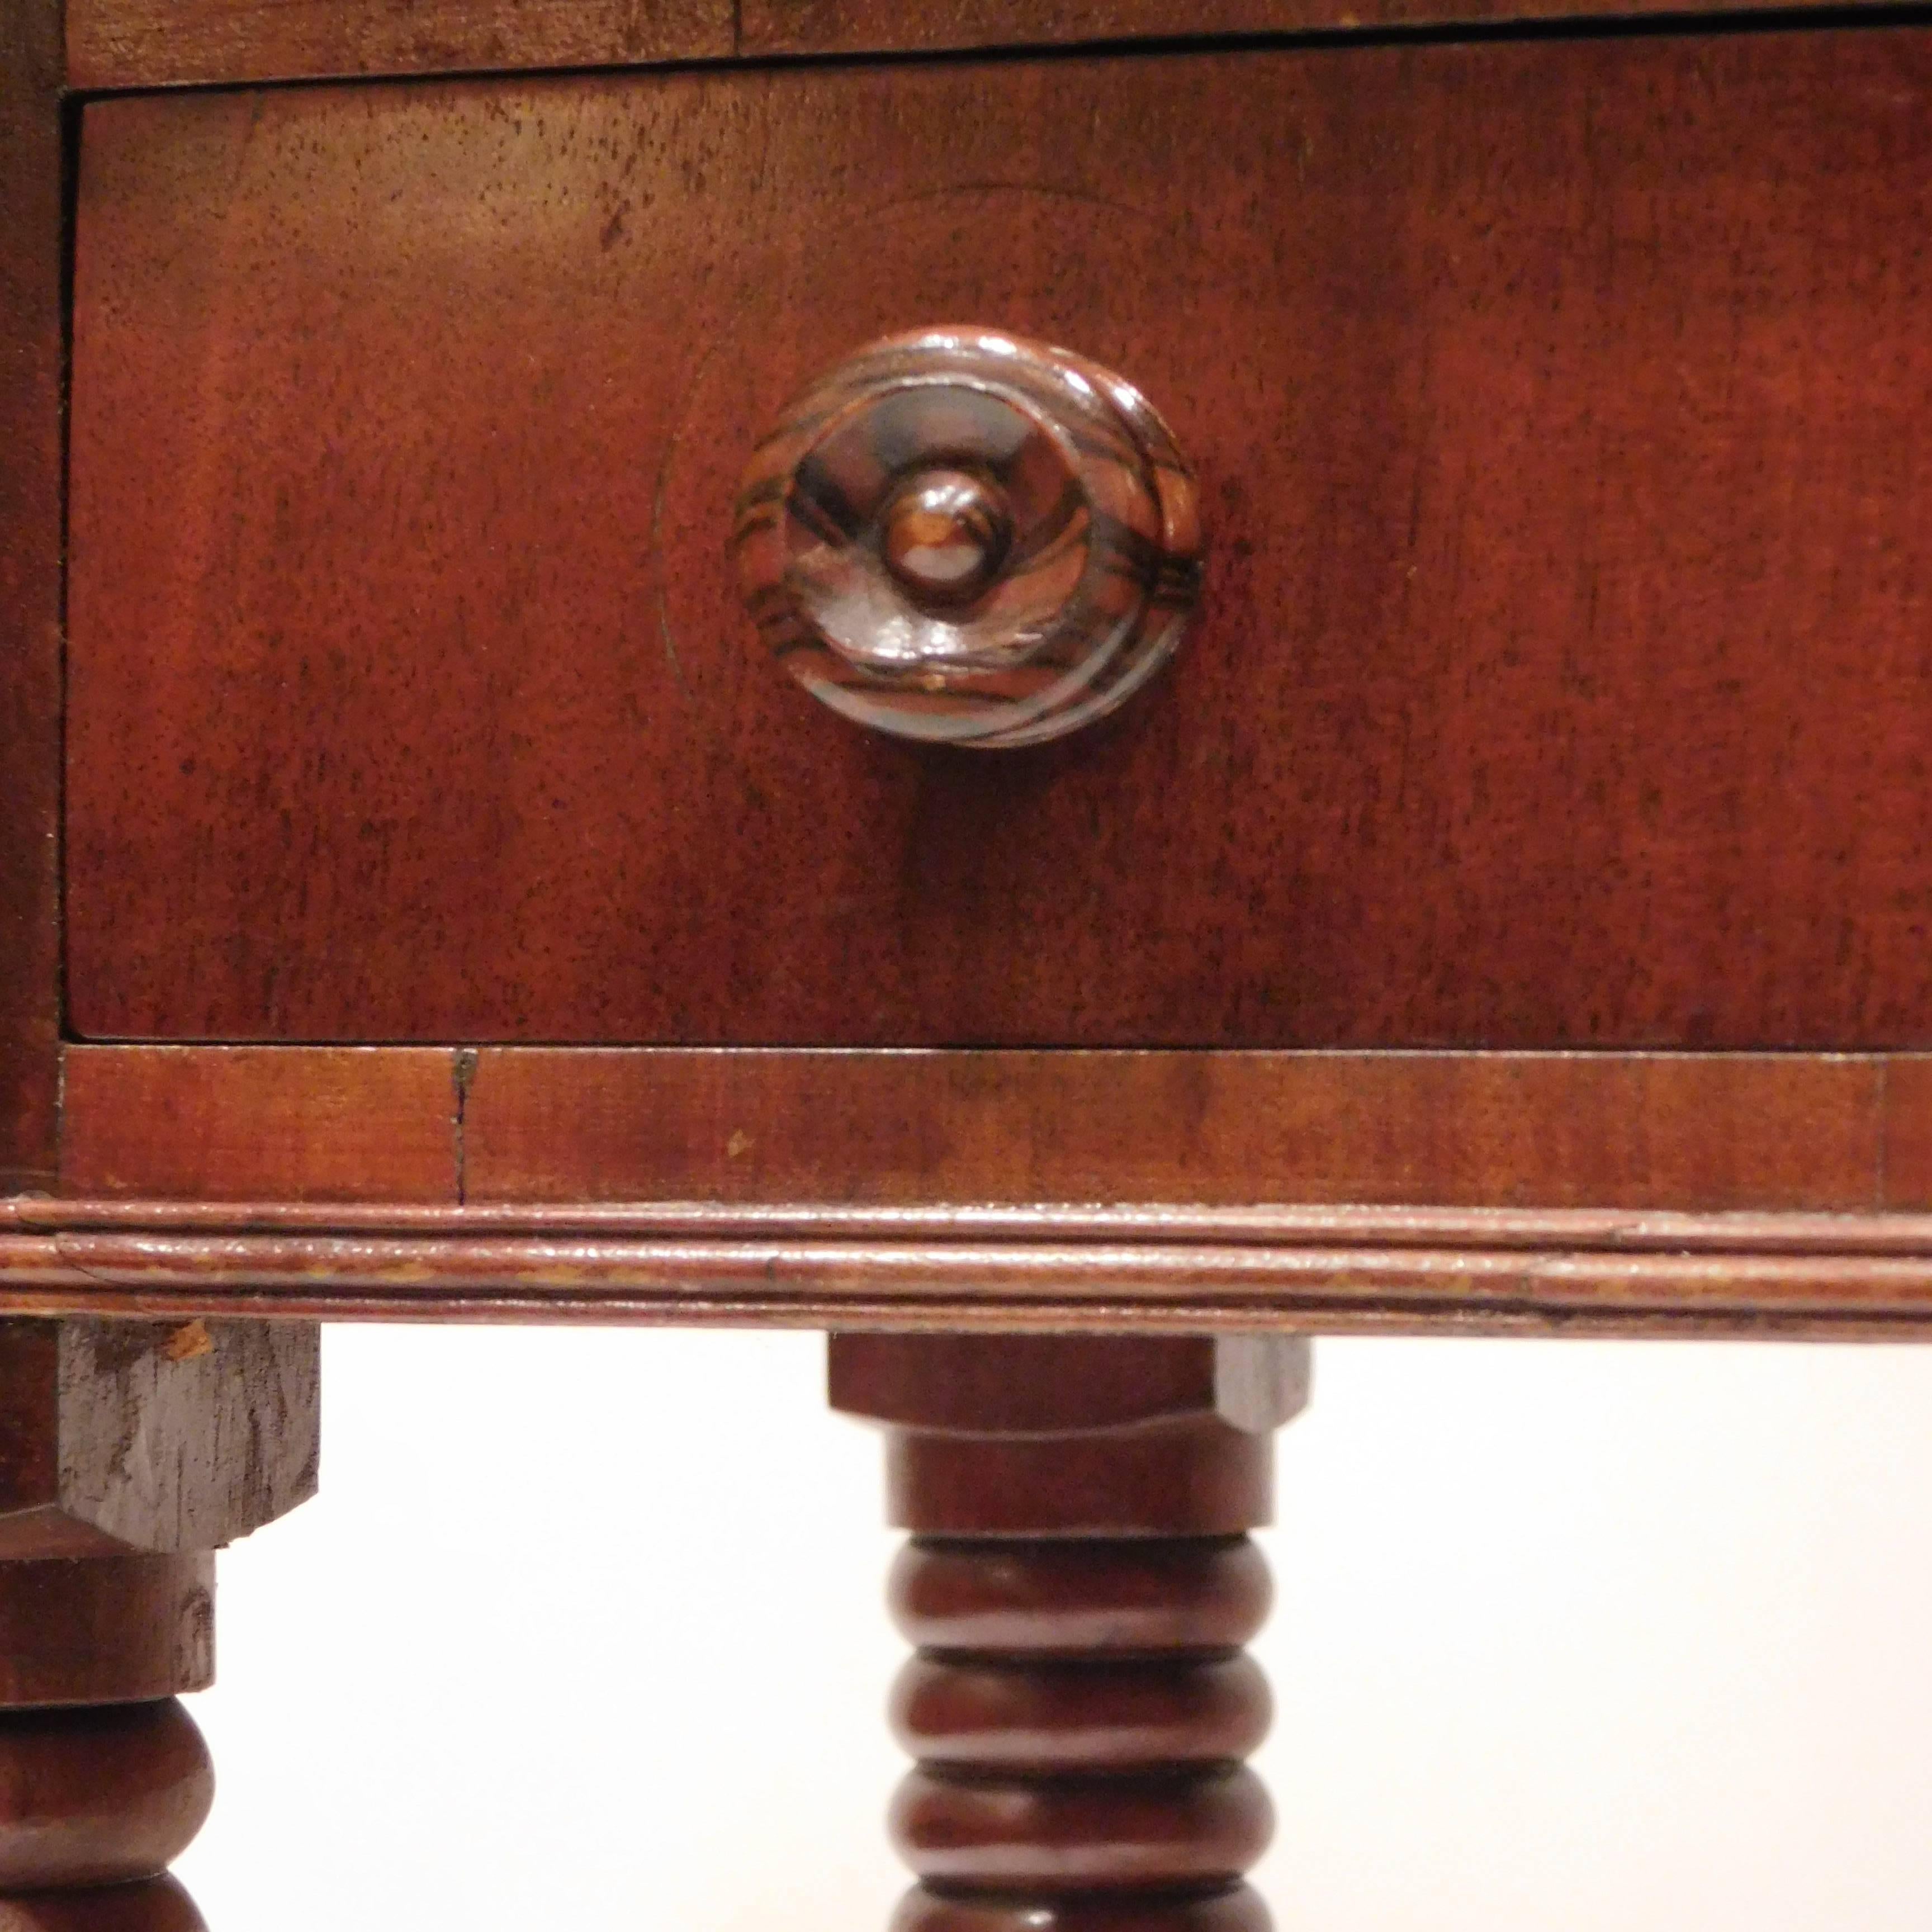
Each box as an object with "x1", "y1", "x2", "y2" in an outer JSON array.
[{"x1": 176, "y1": 1326, "x2": 1932, "y2": 1929}]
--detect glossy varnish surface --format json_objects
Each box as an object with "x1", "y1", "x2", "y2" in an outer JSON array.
[
  {"x1": 26, "y1": 1045, "x2": 1932, "y2": 1332},
  {"x1": 67, "y1": 31, "x2": 1932, "y2": 1049},
  {"x1": 844, "y1": 1336, "x2": 1289, "y2": 1932}
]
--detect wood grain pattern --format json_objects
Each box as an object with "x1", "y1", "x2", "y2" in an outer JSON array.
[
  {"x1": 0, "y1": 1318, "x2": 318, "y2": 1555},
  {"x1": 60, "y1": 1049, "x2": 457, "y2": 1204},
  {"x1": 67, "y1": 34, "x2": 1932, "y2": 1049},
  {"x1": 0, "y1": 0, "x2": 63, "y2": 1193},
  {"x1": 67, "y1": 0, "x2": 731, "y2": 90},
  {"x1": 1882, "y1": 1058, "x2": 1932, "y2": 1211},
  {"x1": 49, "y1": 1320, "x2": 319, "y2": 1554},
  {"x1": 858, "y1": 1339, "x2": 1287, "y2": 1932},
  {"x1": 740, "y1": 0, "x2": 1920, "y2": 56},
  {"x1": 34, "y1": 1045, "x2": 1932, "y2": 1328},
  {"x1": 0, "y1": 1556, "x2": 215, "y2": 1707},
  {"x1": 465, "y1": 1049, "x2": 1891, "y2": 1211},
  {"x1": 15, "y1": 1195, "x2": 1932, "y2": 1333},
  {"x1": 68, "y1": 1044, "x2": 1914, "y2": 1214}
]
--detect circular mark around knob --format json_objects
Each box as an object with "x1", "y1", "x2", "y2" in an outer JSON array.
[{"x1": 732, "y1": 327, "x2": 1203, "y2": 749}]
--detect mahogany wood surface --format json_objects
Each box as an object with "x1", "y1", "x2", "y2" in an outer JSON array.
[
  {"x1": 24, "y1": 1196, "x2": 1932, "y2": 1333},
  {"x1": 0, "y1": 1558, "x2": 215, "y2": 1708},
  {"x1": 67, "y1": 0, "x2": 731, "y2": 90},
  {"x1": 829, "y1": 1333, "x2": 1307, "y2": 1434},
  {"x1": 1883, "y1": 1057, "x2": 1932, "y2": 1208},
  {"x1": 893, "y1": 1892, "x2": 1270, "y2": 1932},
  {"x1": 61, "y1": 0, "x2": 1932, "y2": 86},
  {"x1": 844, "y1": 1336, "x2": 1288, "y2": 1932},
  {"x1": 738, "y1": 0, "x2": 1924, "y2": 56},
  {"x1": 30, "y1": 1045, "x2": 1932, "y2": 1333},
  {"x1": 67, "y1": 29, "x2": 1932, "y2": 1051},
  {"x1": 0, "y1": 0, "x2": 62, "y2": 1195},
  {"x1": 462, "y1": 1048, "x2": 1909, "y2": 1211},
  {"x1": 892, "y1": 1652, "x2": 1271, "y2": 1768},
  {"x1": 70, "y1": 1044, "x2": 1932, "y2": 1214},
  {"x1": 0, "y1": 1878, "x2": 206, "y2": 1932},
  {"x1": 0, "y1": 1315, "x2": 311, "y2": 1930},
  {"x1": 889, "y1": 1420, "x2": 1277, "y2": 1535},
  {"x1": 0, "y1": 1688, "x2": 214, "y2": 1925},
  {"x1": 889, "y1": 1537, "x2": 1273, "y2": 1656},
  {"x1": 60, "y1": 1049, "x2": 454, "y2": 1204},
  {"x1": 0, "y1": 1703, "x2": 212, "y2": 1892}
]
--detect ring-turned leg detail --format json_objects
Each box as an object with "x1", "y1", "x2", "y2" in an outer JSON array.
[
  {"x1": 0, "y1": 1319, "x2": 322, "y2": 1931},
  {"x1": 833, "y1": 1334, "x2": 1310, "y2": 1932},
  {"x1": 0, "y1": 1565, "x2": 214, "y2": 1932}
]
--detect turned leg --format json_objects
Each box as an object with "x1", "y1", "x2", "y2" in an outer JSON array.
[
  {"x1": 0, "y1": 1320, "x2": 319, "y2": 1930},
  {"x1": 833, "y1": 1333, "x2": 1309, "y2": 1932}
]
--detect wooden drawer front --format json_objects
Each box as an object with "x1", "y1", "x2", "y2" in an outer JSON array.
[{"x1": 68, "y1": 30, "x2": 1932, "y2": 1049}]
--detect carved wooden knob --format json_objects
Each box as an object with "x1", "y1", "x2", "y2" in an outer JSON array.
[{"x1": 732, "y1": 328, "x2": 1203, "y2": 749}]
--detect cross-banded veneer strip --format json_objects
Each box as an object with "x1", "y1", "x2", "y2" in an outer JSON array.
[
  {"x1": 53, "y1": 1042, "x2": 1932, "y2": 1213},
  {"x1": 60, "y1": 1048, "x2": 456, "y2": 1204},
  {"x1": 461, "y1": 1047, "x2": 1905, "y2": 1213},
  {"x1": 44, "y1": 1046, "x2": 1932, "y2": 1333},
  {"x1": 67, "y1": 0, "x2": 732, "y2": 90}
]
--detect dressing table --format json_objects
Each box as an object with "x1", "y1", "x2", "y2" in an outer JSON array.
[{"x1": 4, "y1": 0, "x2": 1932, "y2": 1920}]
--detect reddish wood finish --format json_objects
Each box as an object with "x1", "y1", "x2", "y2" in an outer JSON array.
[
  {"x1": 893, "y1": 1764, "x2": 1273, "y2": 1890},
  {"x1": 0, "y1": 0, "x2": 62, "y2": 1195},
  {"x1": 0, "y1": 1315, "x2": 311, "y2": 1924},
  {"x1": 892, "y1": 1654, "x2": 1271, "y2": 1769},
  {"x1": 845, "y1": 1337, "x2": 1289, "y2": 1932},
  {"x1": 0, "y1": 1704, "x2": 212, "y2": 1892},
  {"x1": 892, "y1": 1538, "x2": 1272, "y2": 1656},
  {"x1": 0, "y1": 1560, "x2": 214, "y2": 1709},
  {"x1": 892, "y1": 1891, "x2": 1270, "y2": 1932},
  {"x1": 66, "y1": 1043, "x2": 1917, "y2": 1217},
  {"x1": 740, "y1": 0, "x2": 1918, "y2": 56},
  {"x1": 68, "y1": 34, "x2": 1932, "y2": 1050},
  {"x1": 1883, "y1": 1058, "x2": 1932, "y2": 1213},
  {"x1": 464, "y1": 1048, "x2": 1897, "y2": 1211},
  {"x1": 889, "y1": 1422, "x2": 1275, "y2": 1536},
  {"x1": 60, "y1": 1049, "x2": 456, "y2": 1205},
  {"x1": 60, "y1": 0, "x2": 1930, "y2": 84},
  {"x1": 0, "y1": 1879, "x2": 206, "y2": 1932},
  {"x1": 67, "y1": 0, "x2": 731, "y2": 90},
  {"x1": 22, "y1": 1192, "x2": 1932, "y2": 1333},
  {"x1": 831, "y1": 1334, "x2": 1303, "y2": 1434}
]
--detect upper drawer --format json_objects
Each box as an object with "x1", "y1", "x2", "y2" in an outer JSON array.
[{"x1": 67, "y1": 30, "x2": 1932, "y2": 1048}]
